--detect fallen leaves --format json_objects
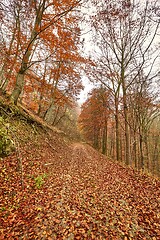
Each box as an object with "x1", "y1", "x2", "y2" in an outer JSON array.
[{"x1": 0, "y1": 133, "x2": 160, "y2": 239}]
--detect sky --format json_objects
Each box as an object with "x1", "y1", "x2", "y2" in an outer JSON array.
[
  {"x1": 77, "y1": 0, "x2": 160, "y2": 106},
  {"x1": 76, "y1": 1, "x2": 97, "y2": 105},
  {"x1": 77, "y1": 2, "x2": 98, "y2": 106},
  {"x1": 77, "y1": 76, "x2": 94, "y2": 105}
]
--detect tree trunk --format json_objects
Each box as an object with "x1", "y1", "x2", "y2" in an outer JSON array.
[
  {"x1": 44, "y1": 100, "x2": 55, "y2": 124},
  {"x1": 139, "y1": 126, "x2": 144, "y2": 170},
  {"x1": 124, "y1": 114, "x2": 130, "y2": 165},
  {"x1": 144, "y1": 135, "x2": 150, "y2": 171},
  {"x1": 152, "y1": 135, "x2": 159, "y2": 175},
  {"x1": 102, "y1": 123, "x2": 107, "y2": 155},
  {"x1": 93, "y1": 127, "x2": 99, "y2": 150},
  {"x1": 121, "y1": 64, "x2": 130, "y2": 165},
  {"x1": 11, "y1": 73, "x2": 25, "y2": 104},
  {"x1": 133, "y1": 132, "x2": 138, "y2": 169},
  {"x1": 37, "y1": 93, "x2": 43, "y2": 117},
  {"x1": 115, "y1": 97, "x2": 120, "y2": 161},
  {"x1": 11, "y1": 1, "x2": 45, "y2": 104}
]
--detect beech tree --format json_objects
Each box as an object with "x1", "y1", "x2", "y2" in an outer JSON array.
[
  {"x1": 89, "y1": 0, "x2": 160, "y2": 166},
  {"x1": 127, "y1": 72, "x2": 160, "y2": 171},
  {"x1": 79, "y1": 87, "x2": 112, "y2": 154},
  {"x1": 0, "y1": 0, "x2": 25, "y2": 91},
  {"x1": 0, "y1": 0, "x2": 86, "y2": 105},
  {"x1": 0, "y1": 0, "x2": 89, "y2": 128},
  {"x1": 43, "y1": 50, "x2": 85, "y2": 124}
]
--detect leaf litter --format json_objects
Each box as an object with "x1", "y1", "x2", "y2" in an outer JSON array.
[{"x1": 0, "y1": 130, "x2": 160, "y2": 239}]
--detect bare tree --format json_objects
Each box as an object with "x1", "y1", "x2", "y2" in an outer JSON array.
[{"x1": 90, "y1": 0, "x2": 160, "y2": 166}]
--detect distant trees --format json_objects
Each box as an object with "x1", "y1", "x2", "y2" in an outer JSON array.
[
  {"x1": 79, "y1": 85, "x2": 160, "y2": 175},
  {"x1": 81, "y1": 0, "x2": 160, "y2": 175},
  {"x1": 127, "y1": 74, "x2": 160, "y2": 172},
  {"x1": 91, "y1": 0, "x2": 159, "y2": 165},
  {"x1": 79, "y1": 86, "x2": 112, "y2": 154}
]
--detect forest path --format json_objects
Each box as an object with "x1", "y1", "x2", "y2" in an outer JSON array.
[
  {"x1": 34, "y1": 142, "x2": 160, "y2": 239},
  {"x1": 1, "y1": 140, "x2": 160, "y2": 239},
  {"x1": 1, "y1": 95, "x2": 159, "y2": 239}
]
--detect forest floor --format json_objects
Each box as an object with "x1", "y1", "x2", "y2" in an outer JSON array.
[{"x1": 0, "y1": 99, "x2": 160, "y2": 239}]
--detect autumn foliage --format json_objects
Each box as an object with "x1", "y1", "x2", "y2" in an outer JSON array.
[
  {"x1": 0, "y1": 0, "x2": 86, "y2": 124},
  {"x1": 79, "y1": 87, "x2": 112, "y2": 153},
  {"x1": 79, "y1": 85, "x2": 160, "y2": 176},
  {"x1": 0, "y1": 105, "x2": 160, "y2": 239},
  {"x1": 82, "y1": 0, "x2": 160, "y2": 175},
  {"x1": 0, "y1": 0, "x2": 160, "y2": 238}
]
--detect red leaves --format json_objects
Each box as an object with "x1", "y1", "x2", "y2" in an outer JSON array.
[
  {"x1": 1, "y1": 0, "x2": 86, "y2": 113},
  {"x1": 0, "y1": 125, "x2": 160, "y2": 239}
]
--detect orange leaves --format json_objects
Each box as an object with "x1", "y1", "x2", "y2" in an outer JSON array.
[
  {"x1": 1, "y1": 0, "x2": 86, "y2": 109},
  {"x1": 79, "y1": 86, "x2": 112, "y2": 145},
  {"x1": 1, "y1": 113, "x2": 160, "y2": 239}
]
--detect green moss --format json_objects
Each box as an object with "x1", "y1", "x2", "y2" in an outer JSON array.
[
  {"x1": 34, "y1": 173, "x2": 47, "y2": 189},
  {"x1": 0, "y1": 117, "x2": 15, "y2": 157}
]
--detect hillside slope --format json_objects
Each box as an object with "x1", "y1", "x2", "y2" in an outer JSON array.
[{"x1": 0, "y1": 100, "x2": 160, "y2": 239}]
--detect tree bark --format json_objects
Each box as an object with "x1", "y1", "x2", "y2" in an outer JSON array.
[
  {"x1": 102, "y1": 123, "x2": 107, "y2": 155},
  {"x1": 11, "y1": 73, "x2": 25, "y2": 104},
  {"x1": 44, "y1": 100, "x2": 55, "y2": 124},
  {"x1": 115, "y1": 97, "x2": 120, "y2": 161},
  {"x1": 121, "y1": 60, "x2": 130, "y2": 165},
  {"x1": 11, "y1": 1, "x2": 45, "y2": 104},
  {"x1": 139, "y1": 131, "x2": 144, "y2": 170}
]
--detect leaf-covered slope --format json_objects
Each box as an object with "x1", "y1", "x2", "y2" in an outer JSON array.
[{"x1": 0, "y1": 102, "x2": 160, "y2": 239}]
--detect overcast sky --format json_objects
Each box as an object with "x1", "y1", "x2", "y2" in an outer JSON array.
[{"x1": 77, "y1": 0, "x2": 160, "y2": 106}]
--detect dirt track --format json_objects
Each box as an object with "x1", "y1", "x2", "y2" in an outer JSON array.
[{"x1": 1, "y1": 139, "x2": 160, "y2": 239}]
